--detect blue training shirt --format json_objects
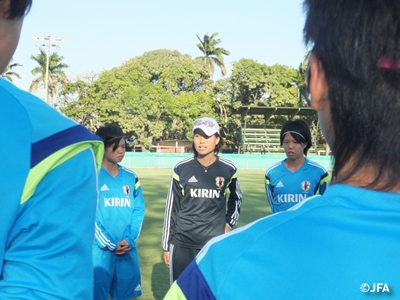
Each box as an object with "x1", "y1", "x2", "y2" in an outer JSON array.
[
  {"x1": 265, "y1": 158, "x2": 329, "y2": 213},
  {"x1": 165, "y1": 184, "x2": 400, "y2": 299},
  {"x1": 95, "y1": 165, "x2": 145, "y2": 251}
]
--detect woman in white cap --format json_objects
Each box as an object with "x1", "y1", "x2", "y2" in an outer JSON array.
[{"x1": 161, "y1": 116, "x2": 243, "y2": 284}]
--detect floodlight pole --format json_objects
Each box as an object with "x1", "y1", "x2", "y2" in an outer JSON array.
[
  {"x1": 32, "y1": 35, "x2": 65, "y2": 105},
  {"x1": 290, "y1": 82, "x2": 301, "y2": 106}
]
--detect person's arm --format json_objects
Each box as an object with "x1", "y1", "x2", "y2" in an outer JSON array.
[
  {"x1": 162, "y1": 172, "x2": 183, "y2": 266},
  {"x1": 125, "y1": 176, "x2": 145, "y2": 248},
  {"x1": 0, "y1": 148, "x2": 101, "y2": 299},
  {"x1": 316, "y1": 170, "x2": 330, "y2": 195},
  {"x1": 226, "y1": 170, "x2": 242, "y2": 228},
  {"x1": 95, "y1": 219, "x2": 117, "y2": 252},
  {"x1": 265, "y1": 172, "x2": 275, "y2": 213}
]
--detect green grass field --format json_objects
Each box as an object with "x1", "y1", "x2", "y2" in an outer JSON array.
[{"x1": 134, "y1": 168, "x2": 269, "y2": 300}]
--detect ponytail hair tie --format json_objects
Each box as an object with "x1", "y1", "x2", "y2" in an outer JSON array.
[{"x1": 378, "y1": 57, "x2": 400, "y2": 69}]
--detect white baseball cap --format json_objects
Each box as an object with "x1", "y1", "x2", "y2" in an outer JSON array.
[{"x1": 192, "y1": 117, "x2": 220, "y2": 137}]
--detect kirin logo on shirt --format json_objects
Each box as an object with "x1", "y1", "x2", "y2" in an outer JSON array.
[
  {"x1": 215, "y1": 177, "x2": 225, "y2": 189},
  {"x1": 123, "y1": 185, "x2": 130, "y2": 196},
  {"x1": 301, "y1": 181, "x2": 311, "y2": 192}
]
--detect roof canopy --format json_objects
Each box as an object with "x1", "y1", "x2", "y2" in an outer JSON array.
[{"x1": 235, "y1": 106, "x2": 316, "y2": 120}]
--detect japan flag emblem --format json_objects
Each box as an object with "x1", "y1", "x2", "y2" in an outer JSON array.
[
  {"x1": 301, "y1": 181, "x2": 311, "y2": 192},
  {"x1": 123, "y1": 185, "x2": 130, "y2": 196},
  {"x1": 215, "y1": 177, "x2": 225, "y2": 189}
]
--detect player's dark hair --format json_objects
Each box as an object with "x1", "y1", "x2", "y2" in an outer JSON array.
[
  {"x1": 303, "y1": 0, "x2": 400, "y2": 190},
  {"x1": 192, "y1": 134, "x2": 224, "y2": 157},
  {"x1": 280, "y1": 119, "x2": 312, "y2": 156},
  {"x1": 95, "y1": 124, "x2": 125, "y2": 152},
  {"x1": 4, "y1": 0, "x2": 32, "y2": 19}
]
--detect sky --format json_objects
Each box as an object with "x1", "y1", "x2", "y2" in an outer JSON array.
[{"x1": 13, "y1": 0, "x2": 309, "y2": 97}]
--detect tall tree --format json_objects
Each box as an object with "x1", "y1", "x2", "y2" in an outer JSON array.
[
  {"x1": 30, "y1": 48, "x2": 69, "y2": 104},
  {"x1": 61, "y1": 49, "x2": 216, "y2": 149},
  {"x1": 196, "y1": 32, "x2": 230, "y2": 79},
  {"x1": 230, "y1": 59, "x2": 299, "y2": 108},
  {"x1": 1, "y1": 58, "x2": 22, "y2": 82},
  {"x1": 121, "y1": 49, "x2": 211, "y2": 95}
]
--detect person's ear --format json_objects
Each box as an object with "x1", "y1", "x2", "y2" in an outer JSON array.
[
  {"x1": 308, "y1": 53, "x2": 328, "y2": 111},
  {"x1": 215, "y1": 135, "x2": 221, "y2": 145},
  {"x1": 0, "y1": 0, "x2": 10, "y2": 18}
]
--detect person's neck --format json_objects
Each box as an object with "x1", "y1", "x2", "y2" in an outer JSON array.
[
  {"x1": 284, "y1": 156, "x2": 305, "y2": 172},
  {"x1": 336, "y1": 164, "x2": 400, "y2": 192},
  {"x1": 102, "y1": 159, "x2": 120, "y2": 177},
  {"x1": 196, "y1": 154, "x2": 217, "y2": 168}
]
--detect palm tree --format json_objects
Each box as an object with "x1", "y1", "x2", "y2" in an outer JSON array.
[
  {"x1": 2, "y1": 58, "x2": 22, "y2": 82},
  {"x1": 30, "y1": 48, "x2": 69, "y2": 104},
  {"x1": 196, "y1": 32, "x2": 230, "y2": 79}
]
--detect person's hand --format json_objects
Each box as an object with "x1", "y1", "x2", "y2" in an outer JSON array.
[
  {"x1": 115, "y1": 239, "x2": 131, "y2": 255},
  {"x1": 163, "y1": 251, "x2": 170, "y2": 268},
  {"x1": 224, "y1": 223, "x2": 232, "y2": 233}
]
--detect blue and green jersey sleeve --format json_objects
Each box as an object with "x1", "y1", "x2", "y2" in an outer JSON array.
[{"x1": 0, "y1": 78, "x2": 104, "y2": 299}]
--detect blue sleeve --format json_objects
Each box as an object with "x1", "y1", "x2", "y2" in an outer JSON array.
[
  {"x1": 265, "y1": 172, "x2": 274, "y2": 211},
  {"x1": 0, "y1": 79, "x2": 103, "y2": 299},
  {"x1": 125, "y1": 177, "x2": 145, "y2": 247},
  {"x1": 95, "y1": 219, "x2": 117, "y2": 251},
  {"x1": 164, "y1": 260, "x2": 216, "y2": 300},
  {"x1": 0, "y1": 149, "x2": 99, "y2": 299},
  {"x1": 318, "y1": 171, "x2": 330, "y2": 195}
]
